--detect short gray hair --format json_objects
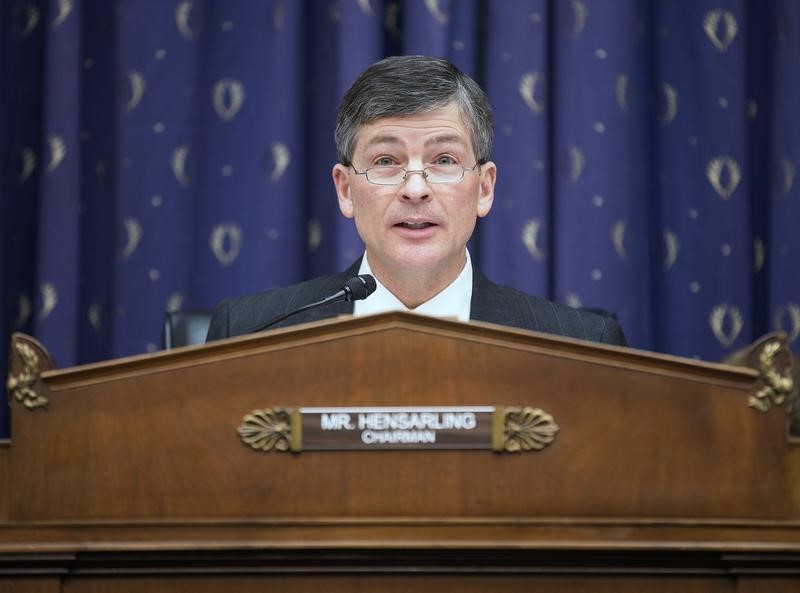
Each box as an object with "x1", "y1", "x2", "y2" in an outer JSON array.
[{"x1": 335, "y1": 55, "x2": 493, "y2": 165}]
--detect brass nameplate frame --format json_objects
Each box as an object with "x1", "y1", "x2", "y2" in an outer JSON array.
[{"x1": 238, "y1": 406, "x2": 558, "y2": 454}]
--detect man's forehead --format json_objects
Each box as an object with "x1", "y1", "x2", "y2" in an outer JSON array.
[
  {"x1": 354, "y1": 115, "x2": 472, "y2": 156},
  {"x1": 361, "y1": 132, "x2": 469, "y2": 148}
]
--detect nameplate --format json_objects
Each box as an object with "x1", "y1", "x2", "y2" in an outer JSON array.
[
  {"x1": 302, "y1": 406, "x2": 492, "y2": 450},
  {"x1": 238, "y1": 405, "x2": 559, "y2": 454}
]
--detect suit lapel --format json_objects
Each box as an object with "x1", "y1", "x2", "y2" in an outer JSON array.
[
  {"x1": 281, "y1": 260, "x2": 531, "y2": 329},
  {"x1": 469, "y1": 266, "x2": 540, "y2": 331},
  {"x1": 469, "y1": 267, "x2": 504, "y2": 325}
]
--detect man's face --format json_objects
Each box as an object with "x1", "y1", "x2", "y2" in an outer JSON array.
[{"x1": 332, "y1": 103, "x2": 496, "y2": 290}]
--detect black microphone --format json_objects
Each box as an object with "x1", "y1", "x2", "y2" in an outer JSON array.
[{"x1": 248, "y1": 274, "x2": 376, "y2": 333}]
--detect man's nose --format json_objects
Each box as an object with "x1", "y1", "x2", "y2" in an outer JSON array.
[{"x1": 400, "y1": 169, "x2": 430, "y2": 200}]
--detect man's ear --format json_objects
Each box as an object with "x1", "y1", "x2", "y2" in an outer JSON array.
[
  {"x1": 332, "y1": 164, "x2": 354, "y2": 219},
  {"x1": 476, "y1": 161, "x2": 496, "y2": 218}
]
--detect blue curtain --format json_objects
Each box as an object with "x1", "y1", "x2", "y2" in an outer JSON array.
[{"x1": 2, "y1": 0, "x2": 799, "y2": 437}]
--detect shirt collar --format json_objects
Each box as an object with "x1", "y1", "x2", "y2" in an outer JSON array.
[{"x1": 353, "y1": 250, "x2": 473, "y2": 322}]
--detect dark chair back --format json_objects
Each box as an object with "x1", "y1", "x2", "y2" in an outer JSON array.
[{"x1": 161, "y1": 310, "x2": 213, "y2": 349}]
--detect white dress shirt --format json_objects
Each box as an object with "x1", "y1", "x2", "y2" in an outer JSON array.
[{"x1": 353, "y1": 250, "x2": 473, "y2": 322}]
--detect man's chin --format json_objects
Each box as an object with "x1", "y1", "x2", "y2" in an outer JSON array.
[{"x1": 377, "y1": 250, "x2": 465, "y2": 278}]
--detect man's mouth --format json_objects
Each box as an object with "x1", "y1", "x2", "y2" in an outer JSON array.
[{"x1": 397, "y1": 222, "x2": 435, "y2": 229}]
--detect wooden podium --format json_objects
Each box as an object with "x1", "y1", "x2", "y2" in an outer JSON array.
[{"x1": 2, "y1": 312, "x2": 799, "y2": 592}]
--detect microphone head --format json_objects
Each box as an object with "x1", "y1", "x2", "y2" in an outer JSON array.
[
  {"x1": 361, "y1": 274, "x2": 377, "y2": 297},
  {"x1": 343, "y1": 274, "x2": 376, "y2": 302}
]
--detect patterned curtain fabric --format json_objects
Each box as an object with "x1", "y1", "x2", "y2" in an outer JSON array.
[{"x1": 2, "y1": 0, "x2": 798, "y2": 437}]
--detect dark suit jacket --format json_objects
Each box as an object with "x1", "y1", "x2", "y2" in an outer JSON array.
[{"x1": 206, "y1": 260, "x2": 627, "y2": 346}]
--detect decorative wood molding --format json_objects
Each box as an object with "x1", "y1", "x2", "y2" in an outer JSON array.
[
  {"x1": 6, "y1": 335, "x2": 48, "y2": 410},
  {"x1": 749, "y1": 338, "x2": 795, "y2": 413}
]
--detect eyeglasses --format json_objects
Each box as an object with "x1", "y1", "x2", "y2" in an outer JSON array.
[{"x1": 349, "y1": 162, "x2": 481, "y2": 185}]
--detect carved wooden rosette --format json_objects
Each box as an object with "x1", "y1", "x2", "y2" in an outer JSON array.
[
  {"x1": 494, "y1": 406, "x2": 559, "y2": 452},
  {"x1": 238, "y1": 407, "x2": 301, "y2": 452}
]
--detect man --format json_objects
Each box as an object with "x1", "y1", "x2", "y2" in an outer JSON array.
[{"x1": 206, "y1": 55, "x2": 626, "y2": 346}]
